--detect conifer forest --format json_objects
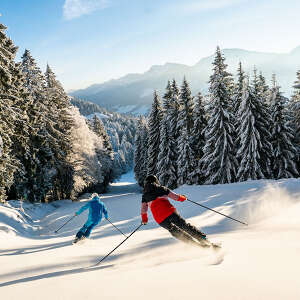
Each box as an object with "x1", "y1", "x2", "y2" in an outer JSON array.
[
  {"x1": 134, "y1": 47, "x2": 300, "y2": 188},
  {"x1": 1, "y1": 20, "x2": 300, "y2": 203},
  {"x1": 0, "y1": 23, "x2": 136, "y2": 203}
]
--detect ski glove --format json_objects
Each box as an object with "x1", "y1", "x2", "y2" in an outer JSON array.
[
  {"x1": 142, "y1": 213, "x2": 148, "y2": 224},
  {"x1": 178, "y1": 195, "x2": 187, "y2": 202}
]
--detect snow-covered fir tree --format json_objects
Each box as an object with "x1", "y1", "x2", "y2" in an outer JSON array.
[
  {"x1": 291, "y1": 70, "x2": 300, "y2": 101},
  {"x1": 44, "y1": 64, "x2": 76, "y2": 200},
  {"x1": 6, "y1": 60, "x2": 33, "y2": 201},
  {"x1": 68, "y1": 107, "x2": 107, "y2": 196},
  {"x1": 134, "y1": 117, "x2": 148, "y2": 187},
  {"x1": 0, "y1": 24, "x2": 34, "y2": 203},
  {"x1": 134, "y1": 117, "x2": 145, "y2": 186},
  {"x1": 225, "y1": 70, "x2": 235, "y2": 115},
  {"x1": 250, "y1": 70, "x2": 274, "y2": 179},
  {"x1": 270, "y1": 80, "x2": 298, "y2": 179},
  {"x1": 21, "y1": 51, "x2": 76, "y2": 202},
  {"x1": 201, "y1": 47, "x2": 237, "y2": 184},
  {"x1": 231, "y1": 62, "x2": 246, "y2": 162},
  {"x1": 20, "y1": 49, "x2": 53, "y2": 202},
  {"x1": 233, "y1": 62, "x2": 246, "y2": 117},
  {"x1": 257, "y1": 71, "x2": 270, "y2": 102},
  {"x1": 190, "y1": 92, "x2": 207, "y2": 184},
  {"x1": 289, "y1": 70, "x2": 300, "y2": 172},
  {"x1": 289, "y1": 71, "x2": 300, "y2": 131},
  {"x1": 91, "y1": 114, "x2": 113, "y2": 155},
  {"x1": 176, "y1": 78, "x2": 195, "y2": 185},
  {"x1": 162, "y1": 80, "x2": 172, "y2": 111},
  {"x1": 90, "y1": 115, "x2": 114, "y2": 190},
  {"x1": 236, "y1": 78, "x2": 273, "y2": 181},
  {"x1": 157, "y1": 81, "x2": 177, "y2": 188},
  {"x1": 147, "y1": 91, "x2": 163, "y2": 175},
  {"x1": 168, "y1": 79, "x2": 180, "y2": 169},
  {"x1": 0, "y1": 23, "x2": 19, "y2": 202}
]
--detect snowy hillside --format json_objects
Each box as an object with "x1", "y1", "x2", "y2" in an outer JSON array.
[{"x1": 1, "y1": 178, "x2": 300, "y2": 299}]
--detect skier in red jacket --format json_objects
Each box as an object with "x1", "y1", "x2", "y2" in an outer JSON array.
[{"x1": 141, "y1": 175, "x2": 206, "y2": 245}]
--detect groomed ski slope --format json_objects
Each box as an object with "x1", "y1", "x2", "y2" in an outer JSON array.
[{"x1": 1, "y1": 174, "x2": 300, "y2": 300}]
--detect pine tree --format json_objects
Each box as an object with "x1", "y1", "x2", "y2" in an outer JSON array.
[
  {"x1": 0, "y1": 23, "x2": 18, "y2": 201},
  {"x1": 289, "y1": 71, "x2": 300, "y2": 173},
  {"x1": 157, "y1": 82, "x2": 177, "y2": 188},
  {"x1": 225, "y1": 70, "x2": 235, "y2": 115},
  {"x1": 257, "y1": 71, "x2": 270, "y2": 102},
  {"x1": 190, "y1": 92, "x2": 207, "y2": 184},
  {"x1": 7, "y1": 61, "x2": 33, "y2": 201},
  {"x1": 289, "y1": 71, "x2": 300, "y2": 133},
  {"x1": 21, "y1": 50, "x2": 58, "y2": 202},
  {"x1": 168, "y1": 79, "x2": 180, "y2": 169},
  {"x1": 232, "y1": 62, "x2": 246, "y2": 162},
  {"x1": 92, "y1": 114, "x2": 113, "y2": 154},
  {"x1": 201, "y1": 47, "x2": 237, "y2": 184},
  {"x1": 236, "y1": 78, "x2": 273, "y2": 181},
  {"x1": 252, "y1": 67, "x2": 260, "y2": 96},
  {"x1": 176, "y1": 78, "x2": 195, "y2": 185},
  {"x1": 162, "y1": 80, "x2": 172, "y2": 111},
  {"x1": 178, "y1": 77, "x2": 194, "y2": 134},
  {"x1": 91, "y1": 115, "x2": 114, "y2": 189},
  {"x1": 139, "y1": 120, "x2": 148, "y2": 185},
  {"x1": 43, "y1": 64, "x2": 77, "y2": 200},
  {"x1": 134, "y1": 117, "x2": 147, "y2": 186},
  {"x1": 270, "y1": 80, "x2": 298, "y2": 178},
  {"x1": 233, "y1": 62, "x2": 246, "y2": 117},
  {"x1": 251, "y1": 70, "x2": 273, "y2": 179},
  {"x1": 147, "y1": 91, "x2": 163, "y2": 175}
]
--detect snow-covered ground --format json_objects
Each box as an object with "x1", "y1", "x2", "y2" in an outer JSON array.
[{"x1": 1, "y1": 177, "x2": 300, "y2": 300}]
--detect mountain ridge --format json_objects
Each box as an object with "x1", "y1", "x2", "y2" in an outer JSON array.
[{"x1": 70, "y1": 47, "x2": 300, "y2": 115}]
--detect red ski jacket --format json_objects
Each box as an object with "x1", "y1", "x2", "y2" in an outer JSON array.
[{"x1": 141, "y1": 183, "x2": 186, "y2": 224}]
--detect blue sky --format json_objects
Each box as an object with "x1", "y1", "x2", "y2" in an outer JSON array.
[{"x1": 1, "y1": 0, "x2": 300, "y2": 91}]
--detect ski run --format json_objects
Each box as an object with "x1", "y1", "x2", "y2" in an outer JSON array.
[{"x1": 1, "y1": 173, "x2": 300, "y2": 300}]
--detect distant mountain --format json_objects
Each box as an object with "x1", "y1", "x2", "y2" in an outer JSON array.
[{"x1": 70, "y1": 47, "x2": 300, "y2": 115}]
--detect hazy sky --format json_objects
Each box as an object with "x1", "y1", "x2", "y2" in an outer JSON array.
[{"x1": 2, "y1": 0, "x2": 300, "y2": 91}]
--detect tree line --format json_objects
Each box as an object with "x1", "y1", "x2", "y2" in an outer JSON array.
[
  {"x1": 134, "y1": 47, "x2": 300, "y2": 188},
  {"x1": 0, "y1": 23, "x2": 119, "y2": 203}
]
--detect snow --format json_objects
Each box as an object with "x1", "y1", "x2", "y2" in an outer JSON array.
[
  {"x1": 114, "y1": 170, "x2": 136, "y2": 184},
  {"x1": 1, "y1": 177, "x2": 300, "y2": 299},
  {"x1": 0, "y1": 135, "x2": 2, "y2": 157},
  {"x1": 85, "y1": 112, "x2": 110, "y2": 120},
  {"x1": 112, "y1": 104, "x2": 150, "y2": 116}
]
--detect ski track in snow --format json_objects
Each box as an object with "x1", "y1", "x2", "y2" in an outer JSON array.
[{"x1": 1, "y1": 177, "x2": 300, "y2": 299}]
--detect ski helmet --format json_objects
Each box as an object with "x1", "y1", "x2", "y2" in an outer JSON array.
[
  {"x1": 91, "y1": 193, "x2": 99, "y2": 199},
  {"x1": 145, "y1": 175, "x2": 160, "y2": 185}
]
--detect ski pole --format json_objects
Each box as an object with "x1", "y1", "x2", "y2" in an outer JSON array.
[
  {"x1": 106, "y1": 218, "x2": 128, "y2": 237},
  {"x1": 94, "y1": 223, "x2": 143, "y2": 266},
  {"x1": 187, "y1": 199, "x2": 248, "y2": 226},
  {"x1": 54, "y1": 215, "x2": 76, "y2": 233}
]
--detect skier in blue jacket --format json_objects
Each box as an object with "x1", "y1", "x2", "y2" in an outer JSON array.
[{"x1": 73, "y1": 193, "x2": 108, "y2": 244}]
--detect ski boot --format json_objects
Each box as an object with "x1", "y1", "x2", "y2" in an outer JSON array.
[{"x1": 72, "y1": 236, "x2": 86, "y2": 244}]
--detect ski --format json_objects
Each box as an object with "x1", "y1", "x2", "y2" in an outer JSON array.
[
  {"x1": 199, "y1": 238, "x2": 222, "y2": 250},
  {"x1": 172, "y1": 223, "x2": 221, "y2": 250}
]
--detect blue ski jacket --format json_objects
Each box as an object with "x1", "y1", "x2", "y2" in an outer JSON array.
[{"x1": 76, "y1": 196, "x2": 108, "y2": 224}]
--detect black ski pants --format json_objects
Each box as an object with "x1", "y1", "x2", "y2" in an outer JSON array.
[{"x1": 159, "y1": 212, "x2": 206, "y2": 244}]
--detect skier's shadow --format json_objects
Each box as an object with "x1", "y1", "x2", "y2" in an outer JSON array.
[
  {"x1": 0, "y1": 240, "x2": 72, "y2": 256},
  {"x1": 0, "y1": 264, "x2": 113, "y2": 287}
]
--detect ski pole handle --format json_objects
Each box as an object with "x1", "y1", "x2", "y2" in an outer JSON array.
[
  {"x1": 187, "y1": 199, "x2": 248, "y2": 226},
  {"x1": 54, "y1": 215, "x2": 76, "y2": 233}
]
